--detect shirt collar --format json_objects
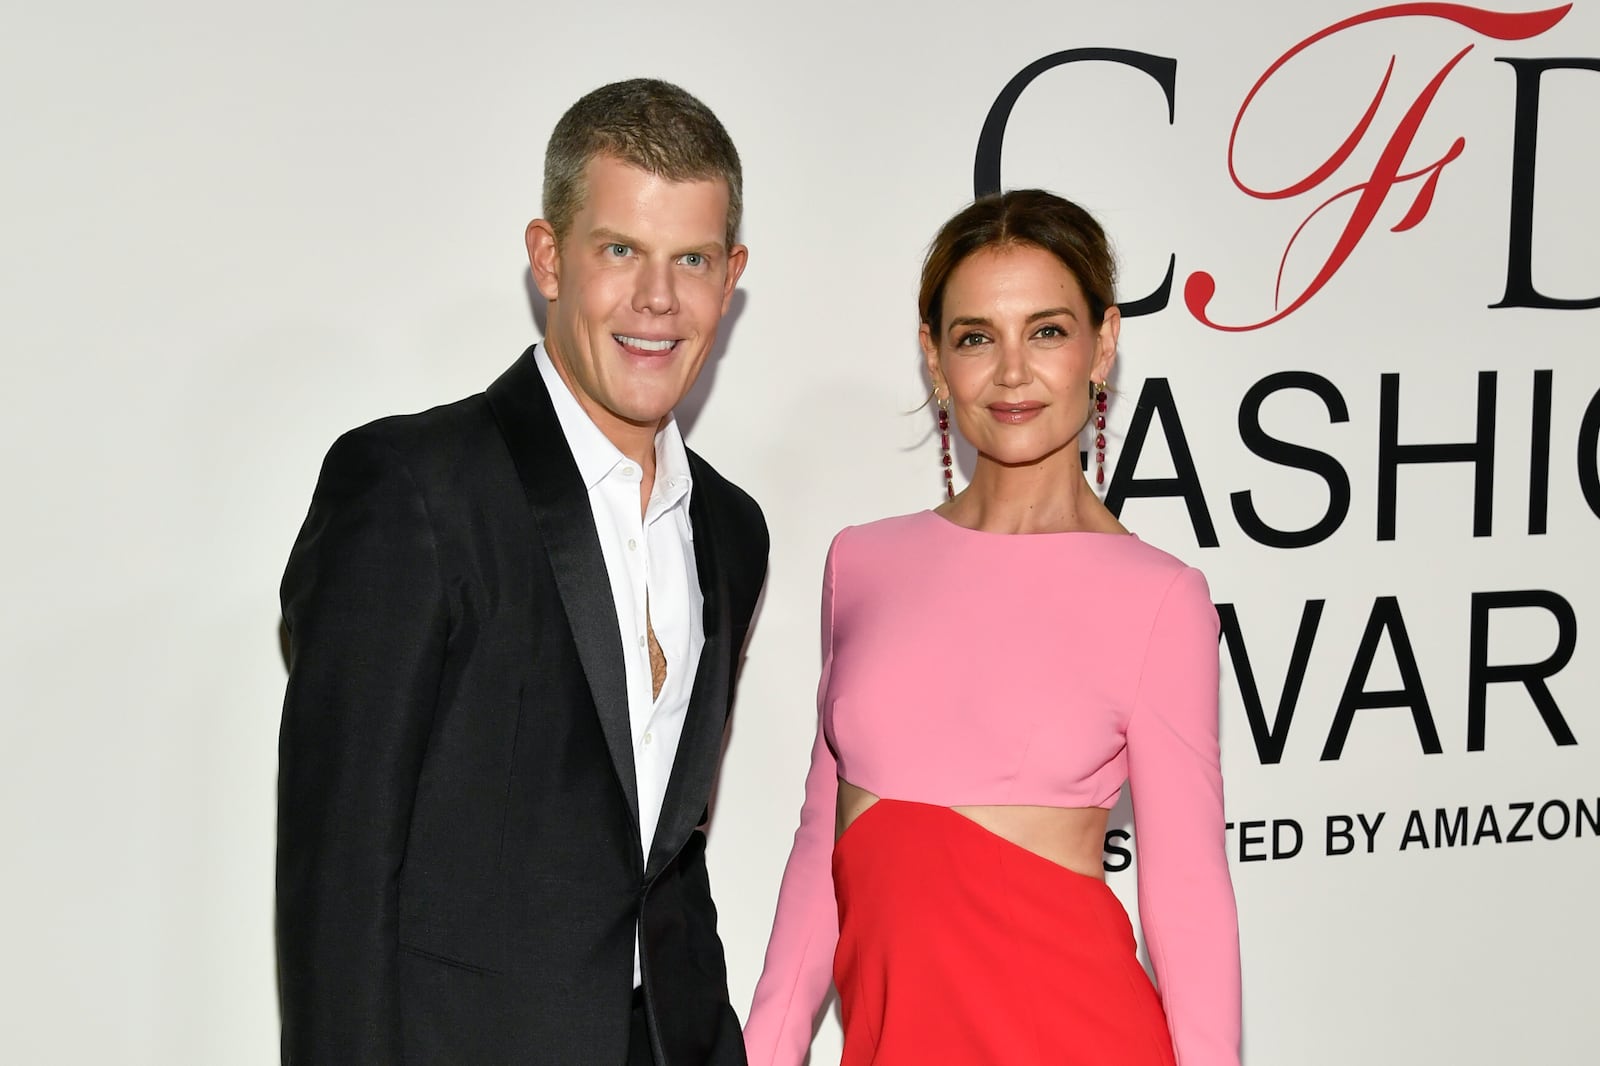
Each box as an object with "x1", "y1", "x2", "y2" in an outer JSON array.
[
  {"x1": 534, "y1": 343, "x2": 695, "y2": 506},
  {"x1": 650, "y1": 417, "x2": 694, "y2": 519}
]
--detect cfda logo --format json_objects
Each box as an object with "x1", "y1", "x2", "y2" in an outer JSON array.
[{"x1": 975, "y1": 2, "x2": 1599, "y2": 329}]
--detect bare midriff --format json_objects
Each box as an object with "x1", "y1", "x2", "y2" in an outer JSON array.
[{"x1": 836, "y1": 778, "x2": 1110, "y2": 882}]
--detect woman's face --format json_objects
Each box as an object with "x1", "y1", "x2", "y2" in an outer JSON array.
[{"x1": 921, "y1": 243, "x2": 1119, "y2": 471}]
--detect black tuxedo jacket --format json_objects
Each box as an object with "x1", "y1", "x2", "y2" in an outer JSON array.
[{"x1": 277, "y1": 345, "x2": 766, "y2": 1065}]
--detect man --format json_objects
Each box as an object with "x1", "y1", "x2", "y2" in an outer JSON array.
[{"x1": 277, "y1": 79, "x2": 764, "y2": 1066}]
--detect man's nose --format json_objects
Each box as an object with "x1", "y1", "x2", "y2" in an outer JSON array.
[{"x1": 633, "y1": 260, "x2": 677, "y2": 314}]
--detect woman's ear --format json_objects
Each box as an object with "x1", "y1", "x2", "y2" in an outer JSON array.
[
  {"x1": 920, "y1": 323, "x2": 942, "y2": 396},
  {"x1": 1092, "y1": 306, "x2": 1121, "y2": 384}
]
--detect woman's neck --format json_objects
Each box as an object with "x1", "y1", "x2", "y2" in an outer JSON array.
[{"x1": 937, "y1": 449, "x2": 1123, "y2": 535}]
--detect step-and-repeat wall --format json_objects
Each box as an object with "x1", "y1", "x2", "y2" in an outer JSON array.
[{"x1": 5, "y1": 2, "x2": 1594, "y2": 1063}]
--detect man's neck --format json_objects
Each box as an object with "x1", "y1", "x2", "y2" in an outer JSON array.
[
  {"x1": 542, "y1": 342, "x2": 665, "y2": 493},
  {"x1": 602, "y1": 420, "x2": 660, "y2": 519}
]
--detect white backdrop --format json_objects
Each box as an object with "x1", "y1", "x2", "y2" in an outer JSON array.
[{"x1": 4, "y1": 2, "x2": 1596, "y2": 1063}]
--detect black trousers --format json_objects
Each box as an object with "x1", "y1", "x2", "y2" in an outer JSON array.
[{"x1": 627, "y1": 987, "x2": 655, "y2": 1066}]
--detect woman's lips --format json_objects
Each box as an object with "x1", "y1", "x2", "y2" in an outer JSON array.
[{"x1": 987, "y1": 402, "x2": 1044, "y2": 424}]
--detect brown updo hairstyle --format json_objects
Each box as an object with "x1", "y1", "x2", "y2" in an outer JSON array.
[{"x1": 918, "y1": 189, "x2": 1117, "y2": 337}]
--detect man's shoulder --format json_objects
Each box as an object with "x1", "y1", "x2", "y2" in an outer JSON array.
[
  {"x1": 687, "y1": 451, "x2": 768, "y2": 618},
  {"x1": 323, "y1": 390, "x2": 503, "y2": 485},
  {"x1": 687, "y1": 449, "x2": 765, "y2": 540},
  {"x1": 303, "y1": 389, "x2": 520, "y2": 526},
  {"x1": 338, "y1": 390, "x2": 493, "y2": 453}
]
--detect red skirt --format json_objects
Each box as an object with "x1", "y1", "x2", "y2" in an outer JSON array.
[{"x1": 831, "y1": 799, "x2": 1177, "y2": 1066}]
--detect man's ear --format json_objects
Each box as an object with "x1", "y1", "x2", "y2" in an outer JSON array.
[
  {"x1": 527, "y1": 219, "x2": 561, "y2": 301},
  {"x1": 721, "y1": 243, "x2": 749, "y2": 313}
]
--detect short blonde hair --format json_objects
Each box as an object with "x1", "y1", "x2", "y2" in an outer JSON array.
[{"x1": 543, "y1": 79, "x2": 743, "y2": 251}]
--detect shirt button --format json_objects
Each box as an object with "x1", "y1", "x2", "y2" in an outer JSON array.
[
  {"x1": 643, "y1": 731, "x2": 654, "y2": 746},
  {"x1": 628, "y1": 538, "x2": 637, "y2": 551},
  {"x1": 638, "y1": 634, "x2": 647, "y2": 647},
  {"x1": 622, "y1": 465, "x2": 636, "y2": 479}
]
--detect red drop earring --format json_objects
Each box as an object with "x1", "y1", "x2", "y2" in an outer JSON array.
[
  {"x1": 938, "y1": 392, "x2": 954, "y2": 501},
  {"x1": 1093, "y1": 382, "x2": 1108, "y2": 489}
]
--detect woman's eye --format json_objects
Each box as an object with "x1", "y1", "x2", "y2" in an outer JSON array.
[
  {"x1": 955, "y1": 332, "x2": 989, "y2": 348},
  {"x1": 1036, "y1": 324, "x2": 1065, "y2": 338}
]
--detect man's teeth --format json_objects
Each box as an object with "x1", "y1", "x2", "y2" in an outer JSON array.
[{"x1": 616, "y1": 335, "x2": 676, "y2": 352}]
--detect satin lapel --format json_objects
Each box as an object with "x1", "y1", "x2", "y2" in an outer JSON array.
[
  {"x1": 646, "y1": 454, "x2": 731, "y2": 879},
  {"x1": 486, "y1": 346, "x2": 640, "y2": 829}
]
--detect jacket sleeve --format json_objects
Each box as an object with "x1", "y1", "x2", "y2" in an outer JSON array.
[
  {"x1": 743, "y1": 531, "x2": 845, "y2": 1065},
  {"x1": 276, "y1": 427, "x2": 448, "y2": 1065},
  {"x1": 1125, "y1": 566, "x2": 1241, "y2": 1066}
]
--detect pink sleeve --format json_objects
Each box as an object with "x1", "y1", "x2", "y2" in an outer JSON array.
[
  {"x1": 743, "y1": 534, "x2": 843, "y2": 1066},
  {"x1": 1125, "y1": 567, "x2": 1241, "y2": 1066}
]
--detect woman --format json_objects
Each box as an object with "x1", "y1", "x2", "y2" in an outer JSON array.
[{"x1": 743, "y1": 190, "x2": 1241, "y2": 1066}]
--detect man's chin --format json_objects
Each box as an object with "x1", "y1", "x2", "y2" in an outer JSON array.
[
  {"x1": 616, "y1": 382, "x2": 696, "y2": 419},
  {"x1": 609, "y1": 397, "x2": 685, "y2": 430}
]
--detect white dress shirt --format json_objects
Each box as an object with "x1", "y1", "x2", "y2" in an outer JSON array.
[{"x1": 535, "y1": 344, "x2": 704, "y2": 987}]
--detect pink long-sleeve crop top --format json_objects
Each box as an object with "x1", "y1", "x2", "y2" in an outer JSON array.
[{"x1": 744, "y1": 509, "x2": 1241, "y2": 1066}]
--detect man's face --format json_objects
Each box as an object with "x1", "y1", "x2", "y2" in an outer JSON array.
[{"x1": 527, "y1": 154, "x2": 747, "y2": 448}]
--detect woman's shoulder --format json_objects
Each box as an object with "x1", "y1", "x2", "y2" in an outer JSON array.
[
  {"x1": 1112, "y1": 532, "x2": 1204, "y2": 577},
  {"x1": 826, "y1": 510, "x2": 932, "y2": 549},
  {"x1": 827, "y1": 511, "x2": 1205, "y2": 583},
  {"x1": 1108, "y1": 535, "x2": 1214, "y2": 612},
  {"x1": 814, "y1": 512, "x2": 917, "y2": 582}
]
